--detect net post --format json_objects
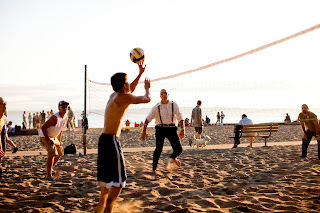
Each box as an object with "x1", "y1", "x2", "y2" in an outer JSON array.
[{"x1": 83, "y1": 65, "x2": 87, "y2": 156}]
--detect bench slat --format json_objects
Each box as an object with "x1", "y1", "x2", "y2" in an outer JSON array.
[
  {"x1": 242, "y1": 126, "x2": 278, "y2": 129},
  {"x1": 242, "y1": 135, "x2": 270, "y2": 138},
  {"x1": 242, "y1": 129, "x2": 278, "y2": 133},
  {"x1": 240, "y1": 124, "x2": 279, "y2": 127}
]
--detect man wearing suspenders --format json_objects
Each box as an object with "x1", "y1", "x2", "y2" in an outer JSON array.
[{"x1": 141, "y1": 89, "x2": 185, "y2": 171}]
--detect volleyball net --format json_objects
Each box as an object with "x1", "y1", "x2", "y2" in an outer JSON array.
[{"x1": 87, "y1": 24, "x2": 320, "y2": 127}]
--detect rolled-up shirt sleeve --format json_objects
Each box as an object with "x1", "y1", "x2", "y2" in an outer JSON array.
[
  {"x1": 174, "y1": 102, "x2": 183, "y2": 122},
  {"x1": 145, "y1": 105, "x2": 157, "y2": 123}
]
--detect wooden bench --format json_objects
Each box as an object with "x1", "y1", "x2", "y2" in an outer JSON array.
[{"x1": 231, "y1": 124, "x2": 279, "y2": 146}]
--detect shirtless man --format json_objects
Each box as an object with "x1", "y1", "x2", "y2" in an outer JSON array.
[{"x1": 95, "y1": 61, "x2": 151, "y2": 213}]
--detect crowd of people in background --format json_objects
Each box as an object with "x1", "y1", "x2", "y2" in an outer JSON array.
[
  {"x1": 7, "y1": 107, "x2": 77, "y2": 132},
  {"x1": 20, "y1": 110, "x2": 54, "y2": 130},
  {"x1": 184, "y1": 111, "x2": 225, "y2": 127}
]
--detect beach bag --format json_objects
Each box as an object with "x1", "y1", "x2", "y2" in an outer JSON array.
[
  {"x1": 64, "y1": 143, "x2": 77, "y2": 154},
  {"x1": 15, "y1": 125, "x2": 21, "y2": 131}
]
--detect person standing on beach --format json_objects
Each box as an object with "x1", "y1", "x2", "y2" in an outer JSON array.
[
  {"x1": 32, "y1": 113, "x2": 36, "y2": 129},
  {"x1": 0, "y1": 97, "x2": 7, "y2": 176},
  {"x1": 221, "y1": 111, "x2": 225, "y2": 124},
  {"x1": 190, "y1": 100, "x2": 202, "y2": 139},
  {"x1": 28, "y1": 112, "x2": 33, "y2": 129},
  {"x1": 1, "y1": 104, "x2": 19, "y2": 155},
  {"x1": 39, "y1": 100, "x2": 69, "y2": 178},
  {"x1": 95, "y1": 62, "x2": 150, "y2": 213},
  {"x1": 216, "y1": 112, "x2": 221, "y2": 125},
  {"x1": 35, "y1": 112, "x2": 40, "y2": 129},
  {"x1": 67, "y1": 106, "x2": 75, "y2": 131},
  {"x1": 141, "y1": 89, "x2": 185, "y2": 172},
  {"x1": 22, "y1": 111, "x2": 27, "y2": 129},
  {"x1": 298, "y1": 104, "x2": 320, "y2": 159},
  {"x1": 40, "y1": 110, "x2": 46, "y2": 126}
]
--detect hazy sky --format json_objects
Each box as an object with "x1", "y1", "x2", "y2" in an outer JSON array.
[{"x1": 1, "y1": 0, "x2": 320, "y2": 112}]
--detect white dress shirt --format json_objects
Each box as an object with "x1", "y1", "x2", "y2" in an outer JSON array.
[{"x1": 146, "y1": 101, "x2": 183, "y2": 126}]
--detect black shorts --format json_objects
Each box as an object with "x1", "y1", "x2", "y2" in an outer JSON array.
[
  {"x1": 195, "y1": 127, "x2": 202, "y2": 134},
  {"x1": 97, "y1": 134, "x2": 126, "y2": 188}
]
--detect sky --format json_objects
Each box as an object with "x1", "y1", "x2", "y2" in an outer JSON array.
[{"x1": 1, "y1": 0, "x2": 320, "y2": 113}]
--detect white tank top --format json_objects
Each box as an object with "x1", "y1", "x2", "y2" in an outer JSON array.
[{"x1": 39, "y1": 112, "x2": 68, "y2": 138}]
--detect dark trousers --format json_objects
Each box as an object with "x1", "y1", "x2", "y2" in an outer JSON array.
[
  {"x1": 153, "y1": 126, "x2": 182, "y2": 170},
  {"x1": 1, "y1": 131, "x2": 5, "y2": 153},
  {"x1": 302, "y1": 130, "x2": 320, "y2": 159},
  {"x1": 233, "y1": 125, "x2": 243, "y2": 145}
]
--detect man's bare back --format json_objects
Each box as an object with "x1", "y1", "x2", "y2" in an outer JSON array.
[
  {"x1": 103, "y1": 92, "x2": 132, "y2": 136},
  {"x1": 102, "y1": 64, "x2": 151, "y2": 137}
]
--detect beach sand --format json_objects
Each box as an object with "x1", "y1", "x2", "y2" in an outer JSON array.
[
  {"x1": 4, "y1": 125, "x2": 303, "y2": 151},
  {"x1": 1, "y1": 125, "x2": 320, "y2": 212}
]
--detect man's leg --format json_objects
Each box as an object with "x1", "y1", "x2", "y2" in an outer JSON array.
[
  {"x1": 47, "y1": 156, "x2": 54, "y2": 177},
  {"x1": 52, "y1": 155, "x2": 61, "y2": 168},
  {"x1": 6, "y1": 137, "x2": 18, "y2": 153},
  {"x1": 1, "y1": 134, "x2": 6, "y2": 153},
  {"x1": 317, "y1": 140, "x2": 320, "y2": 160},
  {"x1": 52, "y1": 144, "x2": 63, "y2": 172},
  {"x1": 167, "y1": 128, "x2": 182, "y2": 167},
  {"x1": 5, "y1": 137, "x2": 17, "y2": 149},
  {"x1": 248, "y1": 137, "x2": 253, "y2": 147},
  {"x1": 153, "y1": 128, "x2": 165, "y2": 171},
  {"x1": 302, "y1": 131, "x2": 313, "y2": 157},
  {"x1": 233, "y1": 125, "x2": 242, "y2": 148},
  {"x1": 95, "y1": 186, "x2": 109, "y2": 213},
  {"x1": 195, "y1": 127, "x2": 201, "y2": 139},
  {"x1": 105, "y1": 186, "x2": 122, "y2": 213}
]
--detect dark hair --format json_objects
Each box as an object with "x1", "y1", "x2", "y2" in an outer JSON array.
[
  {"x1": 242, "y1": 114, "x2": 247, "y2": 117},
  {"x1": 111, "y1": 73, "x2": 127, "y2": 92},
  {"x1": 197, "y1": 100, "x2": 202, "y2": 105}
]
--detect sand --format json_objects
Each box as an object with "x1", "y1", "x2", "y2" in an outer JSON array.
[
  {"x1": 4, "y1": 125, "x2": 303, "y2": 151},
  {"x1": 0, "y1": 125, "x2": 319, "y2": 212}
]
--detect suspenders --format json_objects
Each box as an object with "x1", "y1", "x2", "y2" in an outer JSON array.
[{"x1": 158, "y1": 102, "x2": 174, "y2": 124}]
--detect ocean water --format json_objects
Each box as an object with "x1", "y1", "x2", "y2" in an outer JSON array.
[{"x1": 7, "y1": 107, "x2": 318, "y2": 128}]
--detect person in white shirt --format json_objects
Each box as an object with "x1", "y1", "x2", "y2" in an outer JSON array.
[
  {"x1": 22, "y1": 111, "x2": 27, "y2": 129},
  {"x1": 39, "y1": 100, "x2": 69, "y2": 178},
  {"x1": 141, "y1": 89, "x2": 185, "y2": 171},
  {"x1": 233, "y1": 114, "x2": 254, "y2": 148},
  {"x1": 221, "y1": 111, "x2": 225, "y2": 124},
  {"x1": 28, "y1": 113, "x2": 32, "y2": 129}
]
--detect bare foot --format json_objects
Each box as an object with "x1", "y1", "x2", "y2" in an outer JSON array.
[
  {"x1": 172, "y1": 159, "x2": 181, "y2": 167},
  {"x1": 95, "y1": 204, "x2": 106, "y2": 213},
  {"x1": 247, "y1": 145, "x2": 252, "y2": 147},
  {"x1": 46, "y1": 176, "x2": 54, "y2": 181}
]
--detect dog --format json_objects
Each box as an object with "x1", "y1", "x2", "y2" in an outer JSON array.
[{"x1": 188, "y1": 135, "x2": 211, "y2": 148}]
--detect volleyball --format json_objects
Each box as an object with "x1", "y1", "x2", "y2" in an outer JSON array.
[{"x1": 130, "y1": 48, "x2": 145, "y2": 63}]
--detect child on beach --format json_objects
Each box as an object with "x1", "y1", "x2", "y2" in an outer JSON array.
[{"x1": 95, "y1": 61, "x2": 150, "y2": 213}]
